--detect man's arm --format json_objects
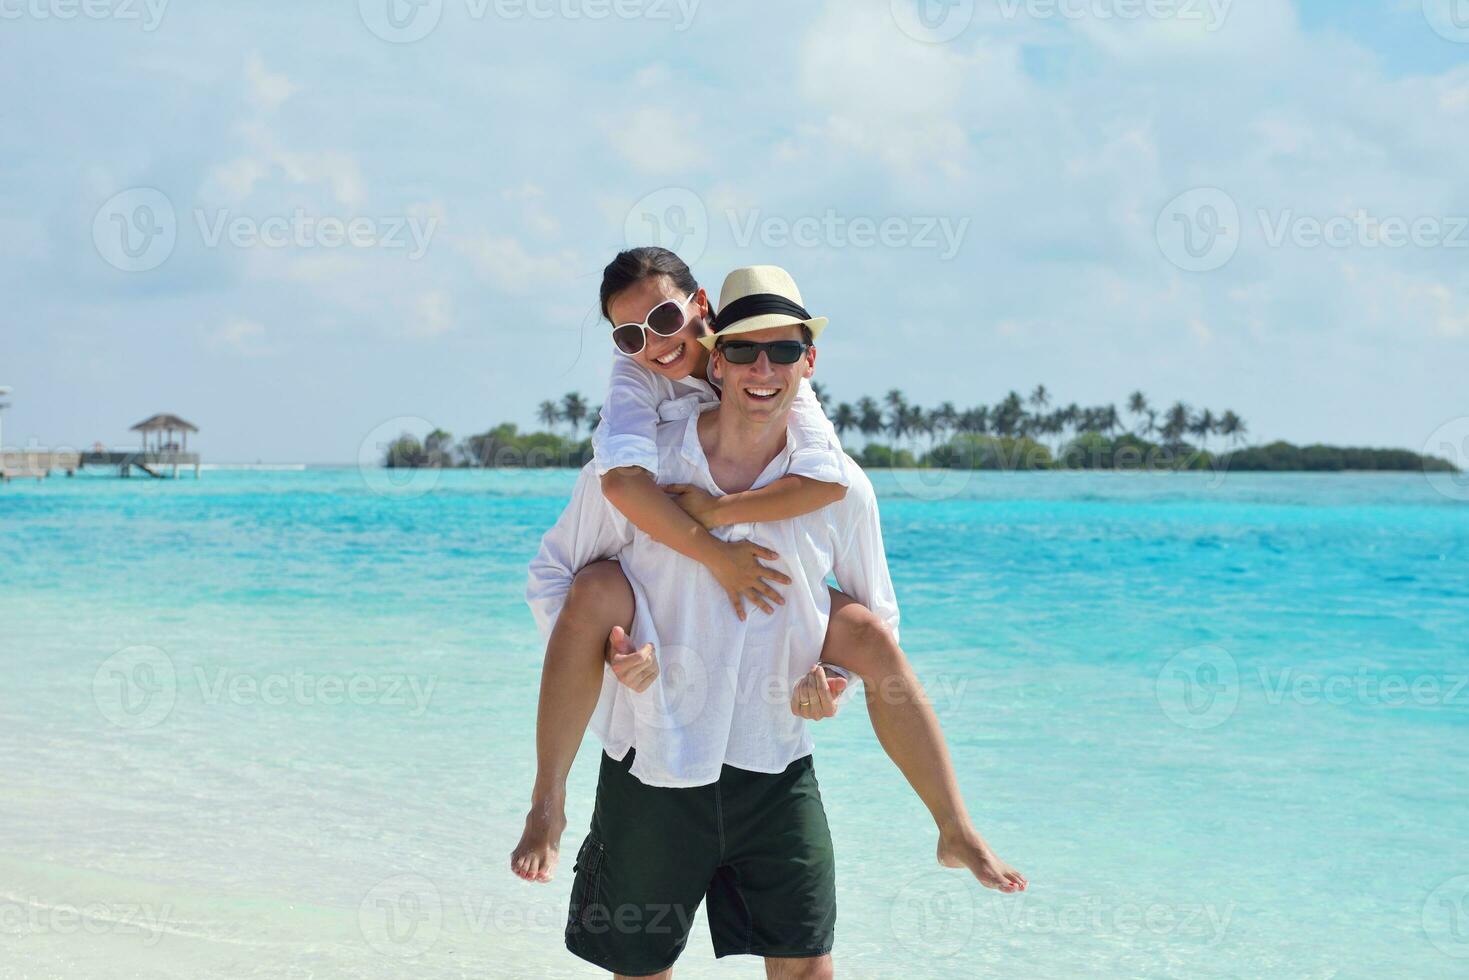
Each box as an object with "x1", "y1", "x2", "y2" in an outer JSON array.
[{"x1": 526, "y1": 467, "x2": 635, "y2": 640}]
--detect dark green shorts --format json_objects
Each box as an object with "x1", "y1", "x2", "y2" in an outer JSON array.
[{"x1": 565, "y1": 749, "x2": 836, "y2": 977}]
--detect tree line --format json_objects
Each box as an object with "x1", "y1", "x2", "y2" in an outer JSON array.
[{"x1": 383, "y1": 386, "x2": 1455, "y2": 473}]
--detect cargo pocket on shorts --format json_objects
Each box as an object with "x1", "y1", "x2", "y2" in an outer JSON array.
[{"x1": 568, "y1": 835, "x2": 607, "y2": 933}]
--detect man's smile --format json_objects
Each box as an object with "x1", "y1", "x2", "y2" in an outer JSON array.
[{"x1": 743, "y1": 385, "x2": 781, "y2": 402}]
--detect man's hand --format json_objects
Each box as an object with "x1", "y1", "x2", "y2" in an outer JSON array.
[
  {"x1": 663, "y1": 482, "x2": 724, "y2": 530},
  {"x1": 607, "y1": 626, "x2": 658, "y2": 693},
  {"x1": 791, "y1": 664, "x2": 849, "y2": 720}
]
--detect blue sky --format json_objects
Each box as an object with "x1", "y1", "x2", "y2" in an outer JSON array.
[{"x1": 2, "y1": 0, "x2": 1466, "y2": 462}]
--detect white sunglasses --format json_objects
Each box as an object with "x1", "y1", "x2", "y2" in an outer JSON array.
[{"x1": 610, "y1": 293, "x2": 696, "y2": 357}]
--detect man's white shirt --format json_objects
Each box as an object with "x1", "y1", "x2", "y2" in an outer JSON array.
[{"x1": 528, "y1": 403, "x2": 900, "y2": 788}]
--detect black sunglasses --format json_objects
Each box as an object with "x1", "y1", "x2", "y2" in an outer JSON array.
[{"x1": 715, "y1": 340, "x2": 811, "y2": 365}]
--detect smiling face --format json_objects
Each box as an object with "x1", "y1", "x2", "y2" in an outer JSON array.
[
  {"x1": 709, "y1": 324, "x2": 816, "y2": 426},
  {"x1": 605, "y1": 274, "x2": 711, "y2": 382}
]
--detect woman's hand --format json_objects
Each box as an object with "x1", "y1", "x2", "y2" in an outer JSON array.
[
  {"x1": 663, "y1": 483, "x2": 725, "y2": 530},
  {"x1": 709, "y1": 538, "x2": 791, "y2": 619}
]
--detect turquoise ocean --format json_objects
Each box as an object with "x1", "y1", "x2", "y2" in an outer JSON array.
[{"x1": 2, "y1": 467, "x2": 1467, "y2": 978}]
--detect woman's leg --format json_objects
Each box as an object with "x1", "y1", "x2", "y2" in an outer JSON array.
[
  {"x1": 511, "y1": 559, "x2": 634, "y2": 883},
  {"x1": 816, "y1": 589, "x2": 1026, "y2": 893}
]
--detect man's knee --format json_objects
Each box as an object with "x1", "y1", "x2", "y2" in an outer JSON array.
[{"x1": 566, "y1": 559, "x2": 633, "y2": 620}]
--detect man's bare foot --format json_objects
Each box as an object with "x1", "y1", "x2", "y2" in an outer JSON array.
[
  {"x1": 937, "y1": 826, "x2": 1027, "y2": 893},
  {"x1": 510, "y1": 792, "x2": 567, "y2": 883}
]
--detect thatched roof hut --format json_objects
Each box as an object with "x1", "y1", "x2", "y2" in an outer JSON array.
[{"x1": 131, "y1": 414, "x2": 198, "y2": 452}]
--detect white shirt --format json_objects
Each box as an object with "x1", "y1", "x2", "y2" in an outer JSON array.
[
  {"x1": 590, "y1": 356, "x2": 850, "y2": 488},
  {"x1": 528, "y1": 405, "x2": 901, "y2": 788}
]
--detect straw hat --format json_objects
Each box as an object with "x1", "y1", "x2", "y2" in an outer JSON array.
[{"x1": 698, "y1": 265, "x2": 829, "y2": 349}]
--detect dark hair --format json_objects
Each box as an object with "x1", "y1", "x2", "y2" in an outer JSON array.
[{"x1": 599, "y1": 247, "x2": 700, "y2": 323}]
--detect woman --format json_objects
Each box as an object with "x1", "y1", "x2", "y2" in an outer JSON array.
[{"x1": 511, "y1": 247, "x2": 1025, "y2": 897}]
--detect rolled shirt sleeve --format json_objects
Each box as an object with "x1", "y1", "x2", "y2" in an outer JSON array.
[
  {"x1": 787, "y1": 378, "x2": 851, "y2": 488},
  {"x1": 526, "y1": 465, "x2": 635, "y2": 640},
  {"x1": 591, "y1": 359, "x2": 667, "y2": 477}
]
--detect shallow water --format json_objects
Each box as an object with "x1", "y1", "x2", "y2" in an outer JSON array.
[{"x1": 2, "y1": 468, "x2": 1466, "y2": 977}]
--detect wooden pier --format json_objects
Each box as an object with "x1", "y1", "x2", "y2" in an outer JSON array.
[{"x1": 0, "y1": 412, "x2": 203, "y2": 483}]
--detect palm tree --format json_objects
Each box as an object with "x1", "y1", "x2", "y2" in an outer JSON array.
[
  {"x1": 1029, "y1": 385, "x2": 1050, "y2": 417},
  {"x1": 537, "y1": 400, "x2": 561, "y2": 432},
  {"x1": 1100, "y1": 404, "x2": 1121, "y2": 437},
  {"x1": 561, "y1": 392, "x2": 588, "y2": 438},
  {"x1": 884, "y1": 389, "x2": 909, "y2": 441},
  {"x1": 958, "y1": 405, "x2": 989, "y2": 435},
  {"x1": 833, "y1": 402, "x2": 857, "y2": 441},
  {"x1": 1190, "y1": 408, "x2": 1216, "y2": 450},
  {"x1": 992, "y1": 391, "x2": 1025, "y2": 438},
  {"x1": 810, "y1": 381, "x2": 831, "y2": 406},
  {"x1": 931, "y1": 401, "x2": 958, "y2": 445},
  {"x1": 1127, "y1": 391, "x2": 1150, "y2": 435},
  {"x1": 587, "y1": 405, "x2": 602, "y2": 433},
  {"x1": 1218, "y1": 410, "x2": 1246, "y2": 447},
  {"x1": 856, "y1": 397, "x2": 884, "y2": 444},
  {"x1": 1162, "y1": 402, "x2": 1191, "y2": 446}
]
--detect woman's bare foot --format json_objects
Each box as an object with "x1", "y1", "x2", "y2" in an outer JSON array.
[
  {"x1": 937, "y1": 826, "x2": 1027, "y2": 893},
  {"x1": 510, "y1": 791, "x2": 567, "y2": 883}
]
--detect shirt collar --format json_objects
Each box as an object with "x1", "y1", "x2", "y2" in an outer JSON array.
[{"x1": 676, "y1": 405, "x2": 792, "y2": 493}]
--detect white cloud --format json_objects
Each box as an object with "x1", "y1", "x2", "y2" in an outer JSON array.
[
  {"x1": 206, "y1": 318, "x2": 272, "y2": 356},
  {"x1": 606, "y1": 107, "x2": 708, "y2": 176}
]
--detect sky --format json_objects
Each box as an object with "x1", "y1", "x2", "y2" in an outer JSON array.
[{"x1": 1, "y1": 0, "x2": 1466, "y2": 462}]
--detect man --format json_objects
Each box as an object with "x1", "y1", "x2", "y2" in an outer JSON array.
[{"x1": 526, "y1": 267, "x2": 896, "y2": 978}]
